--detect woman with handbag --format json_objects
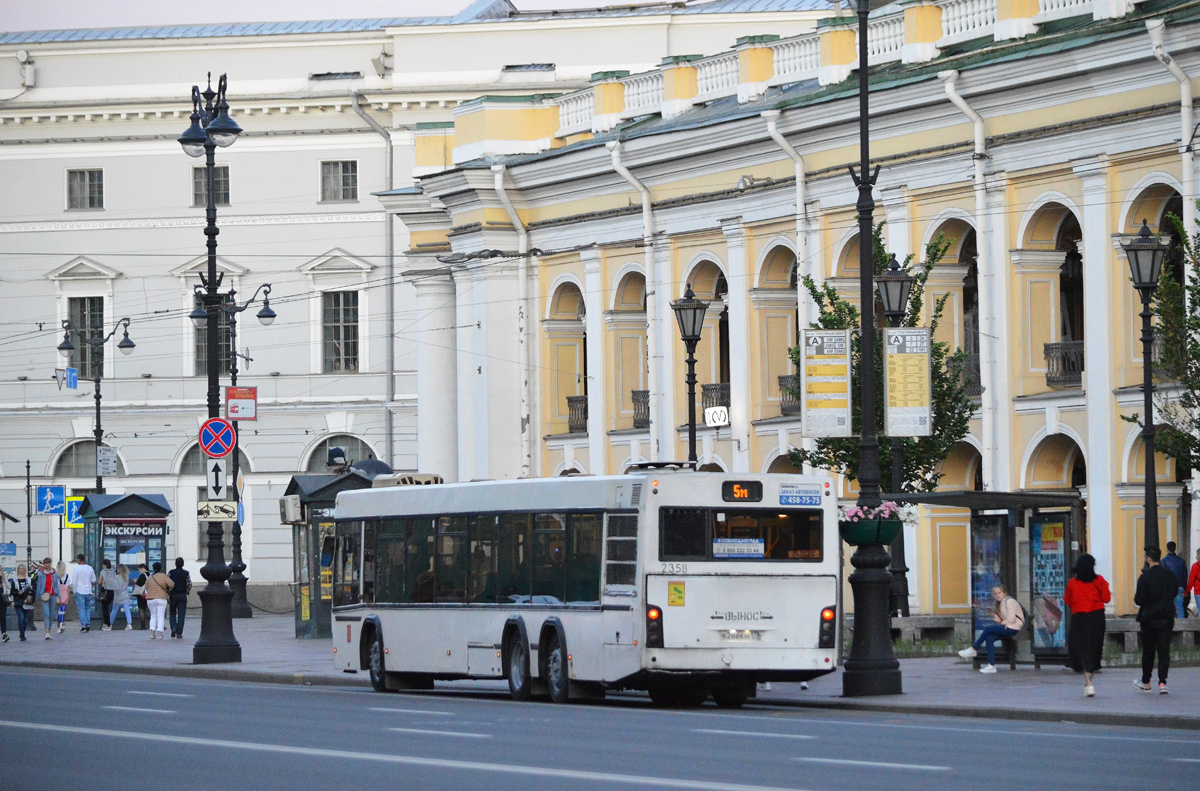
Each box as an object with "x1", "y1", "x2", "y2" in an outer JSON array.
[
  {"x1": 33, "y1": 558, "x2": 60, "y2": 640},
  {"x1": 1064, "y1": 553, "x2": 1111, "y2": 698},
  {"x1": 143, "y1": 562, "x2": 174, "y2": 639},
  {"x1": 9, "y1": 564, "x2": 33, "y2": 641},
  {"x1": 55, "y1": 561, "x2": 71, "y2": 634},
  {"x1": 97, "y1": 559, "x2": 120, "y2": 631},
  {"x1": 0, "y1": 569, "x2": 10, "y2": 642},
  {"x1": 133, "y1": 564, "x2": 150, "y2": 630},
  {"x1": 110, "y1": 565, "x2": 134, "y2": 630}
]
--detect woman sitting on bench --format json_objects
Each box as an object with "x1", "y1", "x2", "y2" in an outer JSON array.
[{"x1": 959, "y1": 585, "x2": 1025, "y2": 673}]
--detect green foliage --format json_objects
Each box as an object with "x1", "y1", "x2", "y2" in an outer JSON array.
[
  {"x1": 1147, "y1": 208, "x2": 1200, "y2": 473},
  {"x1": 786, "y1": 222, "x2": 974, "y2": 492}
]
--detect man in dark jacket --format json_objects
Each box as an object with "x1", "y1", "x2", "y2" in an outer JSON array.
[
  {"x1": 1161, "y1": 541, "x2": 1188, "y2": 618},
  {"x1": 167, "y1": 557, "x2": 191, "y2": 639},
  {"x1": 1134, "y1": 546, "x2": 1178, "y2": 693}
]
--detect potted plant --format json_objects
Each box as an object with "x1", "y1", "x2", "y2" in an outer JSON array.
[{"x1": 838, "y1": 501, "x2": 914, "y2": 546}]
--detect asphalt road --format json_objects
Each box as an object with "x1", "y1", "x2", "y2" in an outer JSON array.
[{"x1": 1, "y1": 666, "x2": 1196, "y2": 791}]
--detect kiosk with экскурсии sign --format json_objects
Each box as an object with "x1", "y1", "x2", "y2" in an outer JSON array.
[{"x1": 80, "y1": 493, "x2": 173, "y2": 578}]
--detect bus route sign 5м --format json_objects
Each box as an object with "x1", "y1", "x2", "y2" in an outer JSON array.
[
  {"x1": 799, "y1": 329, "x2": 852, "y2": 438},
  {"x1": 883, "y1": 327, "x2": 932, "y2": 437}
]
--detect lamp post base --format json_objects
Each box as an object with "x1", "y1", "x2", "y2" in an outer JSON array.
[
  {"x1": 842, "y1": 542, "x2": 902, "y2": 697},
  {"x1": 193, "y1": 586, "x2": 242, "y2": 664},
  {"x1": 230, "y1": 575, "x2": 253, "y2": 619}
]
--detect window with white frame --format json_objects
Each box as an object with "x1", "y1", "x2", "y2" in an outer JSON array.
[
  {"x1": 320, "y1": 161, "x2": 357, "y2": 202},
  {"x1": 322, "y1": 291, "x2": 359, "y2": 373},
  {"x1": 193, "y1": 164, "x2": 230, "y2": 207},
  {"x1": 68, "y1": 296, "x2": 104, "y2": 379},
  {"x1": 54, "y1": 441, "x2": 126, "y2": 477},
  {"x1": 194, "y1": 293, "x2": 234, "y2": 376},
  {"x1": 67, "y1": 169, "x2": 104, "y2": 209}
]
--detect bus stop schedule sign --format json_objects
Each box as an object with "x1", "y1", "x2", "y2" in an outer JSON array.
[
  {"x1": 226, "y1": 386, "x2": 257, "y2": 421},
  {"x1": 799, "y1": 329, "x2": 852, "y2": 438},
  {"x1": 883, "y1": 327, "x2": 932, "y2": 437}
]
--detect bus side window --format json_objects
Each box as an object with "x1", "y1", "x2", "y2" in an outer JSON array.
[
  {"x1": 406, "y1": 518, "x2": 435, "y2": 603},
  {"x1": 605, "y1": 514, "x2": 638, "y2": 588},
  {"x1": 532, "y1": 513, "x2": 567, "y2": 603},
  {"x1": 568, "y1": 513, "x2": 601, "y2": 604},
  {"x1": 468, "y1": 515, "x2": 497, "y2": 604},
  {"x1": 436, "y1": 516, "x2": 470, "y2": 604},
  {"x1": 376, "y1": 519, "x2": 407, "y2": 604},
  {"x1": 497, "y1": 514, "x2": 531, "y2": 603}
]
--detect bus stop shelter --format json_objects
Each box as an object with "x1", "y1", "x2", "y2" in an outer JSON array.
[{"x1": 884, "y1": 489, "x2": 1084, "y2": 666}]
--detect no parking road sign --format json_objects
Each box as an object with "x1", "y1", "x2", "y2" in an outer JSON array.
[{"x1": 199, "y1": 417, "x2": 236, "y2": 459}]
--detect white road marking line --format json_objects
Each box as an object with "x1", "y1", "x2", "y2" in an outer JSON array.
[
  {"x1": 127, "y1": 691, "x2": 193, "y2": 699},
  {"x1": 370, "y1": 707, "x2": 453, "y2": 716},
  {"x1": 1174, "y1": 759, "x2": 1200, "y2": 764},
  {"x1": 387, "y1": 727, "x2": 491, "y2": 739},
  {"x1": 102, "y1": 706, "x2": 175, "y2": 714},
  {"x1": 0, "y1": 719, "x2": 815, "y2": 791},
  {"x1": 694, "y1": 729, "x2": 815, "y2": 740},
  {"x1": 796, "y1": 718, "x2": 1200, "y2": 745},
  {"x1": 794, "y1": 758, "x2": 949, "y2": 772}
]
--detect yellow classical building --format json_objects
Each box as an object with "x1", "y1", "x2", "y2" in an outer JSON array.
[{"x1": 382, "y1": 0, "x2": 1199, "y2": 616}]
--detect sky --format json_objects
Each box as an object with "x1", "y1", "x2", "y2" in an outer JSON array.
[{"x1": 0, "y1": 0, "x2": 612, "y2": 33}]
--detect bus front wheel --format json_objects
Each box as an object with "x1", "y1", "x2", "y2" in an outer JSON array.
[{"x1": 505, "y1": 633, "x2": 532, "y2": 701}]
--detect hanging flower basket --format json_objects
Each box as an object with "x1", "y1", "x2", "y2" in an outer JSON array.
[
  {"x1": 838, "y1": 518, "x2": 903, "y2": 546},
  {"x1": 837, "y1": 501, "x2": 911, "y2": 546}
]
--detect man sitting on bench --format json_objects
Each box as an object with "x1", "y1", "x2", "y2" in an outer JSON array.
[{"x1": 958, "y1": 584, "x2": 1025, "y2": 674}]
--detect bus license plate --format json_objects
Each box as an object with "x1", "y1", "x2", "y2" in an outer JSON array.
[{"x1": 719, "y1": 630, "x2": 762, "y2": 642}]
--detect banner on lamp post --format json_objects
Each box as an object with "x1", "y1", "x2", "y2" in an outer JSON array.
[
  {"x1": 799, "y1": 329, "x2": 852, "y2": 438},
  {"x1": 883, "y1": 327, "x2": 932, "y2": 438}
]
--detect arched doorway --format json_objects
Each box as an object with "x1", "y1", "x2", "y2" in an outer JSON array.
[
  {"x1": 1020, "y1": 201, "x2": 1084, "y2": 389},
  {"x1": 547, "y1": 281, "x2": 587, "y2": 433},
  {"x1": 612, "y1": 270, "x2": 649, "y2": 429},
  {"x1": 684, "y1": 260, "x2": 729, "y2": 410}
]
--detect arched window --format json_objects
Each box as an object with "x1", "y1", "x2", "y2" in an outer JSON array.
[
  {"x1": 54, "y1": 440, "x2": 125, "y2": 478},
  {"x1": 179, "y1": 444, "x2": 251, "y2": 475},
  {"x1": 305, "y1": 434, "x2": 376, "y2": 473}
]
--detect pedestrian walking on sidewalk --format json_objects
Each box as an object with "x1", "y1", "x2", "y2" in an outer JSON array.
[
  {"x1": 133, "y1": 564, "x2": 150, "y2": 630},
  {"x1": 1187, "y1": 549, "x2": 1200, "y2": 618},
  {"x1": 55, "y1": 561, "x2": 71, "y2": 634},
  {"x1": 1162, "y1": 542, "x2": 1188, "y2": 619},
  {"x1": 959, "y1": 584, "x2": 1025, "y2": 673},
  {"x1": 97, "y1": 559, "x2": 116, "y2": 630},
  {"x1": 109, "y1": 565, "x2": 135, "y2": 630},
  {"x1": 1134, "y1": 546, "x2": 1177, "y2": 694},
  {"x1": 98, "y1": 560, "x2": 121, "y2": 631},
  {"x1": 70, "y1": 554, "x2": 96, "y2": 633},
  {"x1": 167, "y1": 557, "x2": 191, "y2": 638},
  {"x1": 1064, "y1": 553, "x2": 1110, "y2": 697},
  {"x1": 0, "y1": 569, "x2": 11, "y2": 643},
  {"x1": 32, "y1": 559, "x2": 59, "y2": 639},
  {"x1": 143, "y1": 562, "x2": 174, "y2": 639},
  {"x1": 9, "y1": 565, "x2": 33, "y2": 640}
]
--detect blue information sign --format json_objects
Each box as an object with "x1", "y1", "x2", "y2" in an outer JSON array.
[
  {"x1": 37, "y1": 485, "x2": 66, "y2": 515},
  {"x1": 65, "y1": 367, "x2": 79, "y2": 389}
]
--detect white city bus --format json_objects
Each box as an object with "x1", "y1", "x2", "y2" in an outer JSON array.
[{"x1": 330, "y1": 469, "x2": 841, "y2": 707}]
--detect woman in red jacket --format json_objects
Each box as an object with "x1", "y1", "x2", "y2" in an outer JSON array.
[
  {"x1": 1187, "y1": 549, "x2": 1200, "y2": 615},
  {"x1": 1064, "y1": 553, "x2": 1110, "y2": 698}
]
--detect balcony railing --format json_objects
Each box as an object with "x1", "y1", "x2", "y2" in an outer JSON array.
[
  {"x1": 632, "y1": 389, "x2": 650, "y2": 429},
  {"x1": 619, "y1": 71, "x2": 664, "y2": 120},
  {"x1": 694, "y1": 51, "x2": 739, "y2": 103},
  {"x1": 1044, "y1": 341, "x2": 1085, "y2": 389},
  {"x1": 701, "y1": 382, "x2": 731, "y2": 411},
  {"x1": 567, "y1": 395, "x2": 588, "y2": 434},
  {"x1": 938, "y1": 0, "x2": 997, "y2": 47},
  {"x1": 778, "y1": 374, "x2": 801, "y2": 416},
  {"x1": 554, "y1": 88, "x2": 594, "y2": 137}
]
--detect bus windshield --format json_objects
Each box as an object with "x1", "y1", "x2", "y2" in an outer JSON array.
[{"x1": 659, "y1": 507, "x2": 822, "y2": 562}]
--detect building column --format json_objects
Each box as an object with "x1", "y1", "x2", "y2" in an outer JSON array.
[
  {"x1": 413, "y1": 269, "x2": 459, "y2": 482},
  {"x1": 722, "y1": 218, "x2": 752, "y2": 472},
  {"x1": 1074, "y1": 158, "x2": 1117, "y2": 581},
  {"x1": 582, "y1": 250, "x2": 608, "y2": 475},
  {"x1": 653, "y1": 236, "x2": 677, "y2": 462},
  {"x1": 984, "y1": 173, "x2": 1014, "y2": 491},
  {"x1": 881, "y1": 186, "x2": 911, "y2": 261}
]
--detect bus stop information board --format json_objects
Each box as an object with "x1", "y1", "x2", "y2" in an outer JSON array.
[
  {"x1": 883, "y1": 327, "x2": 932, "y2": 437},
  {"x1": 799, "y1": 329, "x2": 852, "y2": 438}
]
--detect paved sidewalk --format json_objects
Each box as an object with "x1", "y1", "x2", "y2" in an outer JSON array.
[{"x1": 1, "y1": 613, "x2": 1196, "y2": 730}]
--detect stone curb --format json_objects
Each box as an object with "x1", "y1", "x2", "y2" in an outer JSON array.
[{"x1": 4, "y1": 659, "x2": 1197, "y2": 731}]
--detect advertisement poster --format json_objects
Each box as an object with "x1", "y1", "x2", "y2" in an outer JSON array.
[
  {"x1": 883, "y1": 327, "x2": 932, "y2": 437},
  {"x1": 970, "y1": 517, "x2": 1004, "y2": 642},
  {"x1": 799, "y1": 329, "x2": 852, "y2": 438},
  {"x1": 1031, "y1": 517, "x2": 1067, "y2": 651}
]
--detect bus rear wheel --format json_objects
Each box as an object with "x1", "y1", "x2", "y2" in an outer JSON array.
[
  {"x1": 368, "y1": 632, "x2": 391, "y2": 693},
  {"x1": 711, "y1": 680, "x2": 751, "y2": 709},
  {"x1": 648, "y1": 684, "x2": 707, "y2": 708},
  {"x1": 506, "y1": 633, "x2": 532, "y2": 701},
  {"x1": 544, "y1": 633, "x2": 569, "y2": 704}
]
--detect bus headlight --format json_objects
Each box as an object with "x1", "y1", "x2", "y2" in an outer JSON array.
[
  {"x1": 646, "y1": 604, "x2": 664, "y2": 648},
  {"x1": 819, "y1": 606, "x2": 836, "y2": 649}
]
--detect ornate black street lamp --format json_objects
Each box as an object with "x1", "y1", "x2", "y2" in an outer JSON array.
[
  {"x1": 842, "y1": 0, "x2": 902, "y2": 697},
  {"x1": 877, "y1": 253, "x2": 914, "y2": 618},
  {"x1": 180, "y1": 72, "x2": 243, "y2": 664},
  {"x1": 57, "y1": 317, "x2": 135, "y2": 493},
  {"x1": 671, "y1": 285, "x2": 709, "y2": 466},
  {"x1": 1122, "y1": 219, "x2": 1169, "y2": 554}
]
